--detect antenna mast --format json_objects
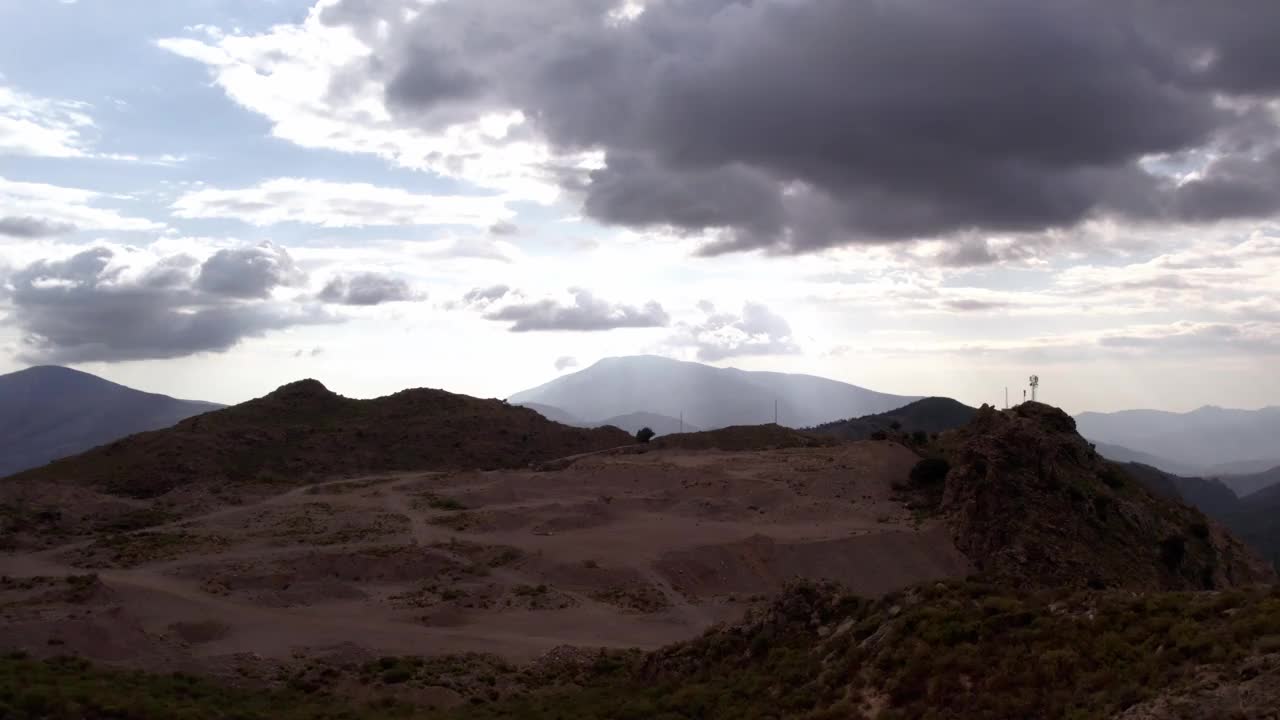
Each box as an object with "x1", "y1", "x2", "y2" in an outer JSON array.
[
  {"x1": 1029, "y1": 375, "x2": 1040, "y2": 403},
  {"x1": 774, "y1": 399, "x2": 778, "y2": 425}
]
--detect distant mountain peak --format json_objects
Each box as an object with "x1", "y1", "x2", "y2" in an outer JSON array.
[
  {"x1": 0, "y1": 366, "x2": 222, "y2": 478},
  {"x1": 509, "y1": 355, "x2": 916, "y2": 430}
]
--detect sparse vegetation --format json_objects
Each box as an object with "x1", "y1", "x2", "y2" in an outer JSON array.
[{"x1": 3, "y1": 581, "x2": 1278, "y2": 719}]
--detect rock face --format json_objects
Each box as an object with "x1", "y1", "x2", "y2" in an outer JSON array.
[{"x1": 941, "y1": 403, "x2": 1276, "y2": 590}]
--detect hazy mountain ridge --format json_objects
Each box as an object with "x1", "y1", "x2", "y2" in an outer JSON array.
[
  {"x1": 1076, "y1": 405, "x2": 1280, "y2": 470},
  {"x1": 513, "y1": 403, "x2": 698, "y2": 436},
  {"x1": 0, "y1": 366, "x2": 223, "y2": 478},
  {"x1": 1218, "y1": 465, "x2": 1280, "y2": 498},
  {"x1": 509, "y1": 355, "x2": 917, "y2": 430}
]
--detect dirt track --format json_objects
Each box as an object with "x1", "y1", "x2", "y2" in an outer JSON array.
[{"x1": 0, "y1": 441, "x2": 971, "y2": 672}]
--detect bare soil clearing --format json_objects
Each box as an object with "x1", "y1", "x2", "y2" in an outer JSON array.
[{"x1": 0, "y1": 441, "x2": 970, "y2": 675}]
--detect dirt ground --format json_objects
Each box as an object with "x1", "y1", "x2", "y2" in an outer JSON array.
[{"x1": 0, "y1": 441, "x2": 971, "y2": 676}]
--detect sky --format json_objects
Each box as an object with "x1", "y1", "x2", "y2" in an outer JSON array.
[{"x1": 2, "y1": 0, "x2": 1280, "y2": 415}]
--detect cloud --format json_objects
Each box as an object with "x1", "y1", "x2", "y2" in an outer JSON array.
[
  {"x1": 554, "y1": 355, "x2": 578, "y2": 371},
  {"x1": 0, "y1": 176, "x2": 163, "y2": 233},
  {"x1": 2, "y1": 243, "x2": 331, "y2": 363},
  {"x1": 172, "y1": 178, "x2": 513, "y2": 228},
  {"x1": 0, "y1": 216, "x2": 76, "y2": 238},
  {"x1": 158, "y1": 19, "x2": 574, "y2": 203},
  {"x1": 293, "y1": 346, "x2": 325, "y2": 358},
  {"x1": 166, "y1": 0, "x2": 1280, "y2": 255},
  {"x1": 0, "y1": 83, "x2": 94, "y2": 158},
  {"x1": 483, "y1": 288, "x2": 669, "y2": 332},
  {"x1": 422, "y1": 235, "x2": 515, "y2": 262},
  {"x1": 669, "y1": 302, "x2": 801, "y2": 361},
  {"x1": 456, "y1": 284, "x2": 512, "y2": 308},
  {"x1": 197, "y1": 243, "x2": 305, "y2": 299},
  {"x1": 318, "y1": 272, "x2": 420, "y2": 305},
  {"x1": 489, "y1": 221, "x2": 520, "y2": 236},
  {"x1": 0, "y1": 83, "x2": 187, "y2": 165}
]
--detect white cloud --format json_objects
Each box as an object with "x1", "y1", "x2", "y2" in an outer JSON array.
[
  {"x1": 668, "y1": 302, "x2": 801, "y2": 361},
  {"x1": 0, "y1": 83, "x2": 94, "y2": 158},
  {"x1": 481, "y1": 288, "x2": 670, "y2": 332},
  {"x1": 0, "y1": 83, "x2": 187, "y2": 165},
  {"x1": 157, "y1": 9, "x2": 583, "y2": 202},
  {"x1": 0, "y1": 176, "x2": 164, "y2": 234},
  {"x1": 171, "y1": 178, "x2": 512, "y2": 228}
]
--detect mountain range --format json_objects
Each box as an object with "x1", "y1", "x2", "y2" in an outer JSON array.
[
  {"x1": 508, "y1": 355, "x2": 916, "y2": 430},
  {"x1": 0, "y1": 366, "x2": 222, "y2": 478},
  {"x1": 1075, "y1": 405, "x2": 1280, "y2": 472}
]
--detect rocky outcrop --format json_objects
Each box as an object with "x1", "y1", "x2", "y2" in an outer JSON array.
[{"x1": 940, "y1": 402, "x2": 1276, "y2": 590}]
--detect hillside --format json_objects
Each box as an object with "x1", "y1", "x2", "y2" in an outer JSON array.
[
  {"x1": 1119, "y1": 463, "x2": 1243, "y2": 518},
  {"x1": 6, "y1": 379, "x2": 632, "y2": 501},
  {"x1": 4, "y1": 580, "x2": 1278, "y2": 720},
  {"x1": 0, "y1": 366, "x2": 222, "y2": 478},
  {"x1": 936, "y1": 403, "x2": 1273, "y2": 590},
  {"x1": 1076, "y1": 405, "x2": 1280, "y2": 470},
  {"x1": 508, "y1": 355, "x2": 915, "y2": 430},
  {"x1": 1106, "y1": 463, "x2": 1279, "y2": 572},
  {"x1": 1226, "y1": 483, "x2": 1280, "y2": 570},
  {"x1": 2, "y1": 397, "x2": 1277, "y2": 719},
  {"x1": 808, "y1": 396, "x2": 976, "y2": 440}
]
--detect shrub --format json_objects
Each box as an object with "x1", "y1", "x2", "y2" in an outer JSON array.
[
  {"x1": 636, "y1": 427, "x2": 656, "y2": 444},
  {"x1": 870, "y1": 430, "x2": 889, "y2": 441},
  {"x1": 909, "y1": 458, "x2": 950, "y2": 487},
  {"x1": 911, "y1": 430, "x2": 928, "y2": 445}
]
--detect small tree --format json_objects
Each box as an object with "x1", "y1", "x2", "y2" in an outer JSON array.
[{"x1": 636, "y1": 427, "x2": 656, "y2": 444}]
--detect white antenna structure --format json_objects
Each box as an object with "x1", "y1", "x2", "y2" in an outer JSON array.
[{"x1": 1029, "y1": 375, "x2": 1040, "y2": 402}]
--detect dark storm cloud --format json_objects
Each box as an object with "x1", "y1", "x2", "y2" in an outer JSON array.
[
  {"x1": 484, "y1": 288, "x2": 669, "y2": 332},
  {"x1": 319, "y1": 272, "x2": 420, "y2": 305},
  {"x1": 5, "y1": 246, "x2": 330, "y2": 363},
  {"x1": 328, "y1": 0, "x2": 1280, "y2": 253},
  {"x1": 0, "y1": 216, "x2": 76, "y2": 238},
  {"x1": 197, "y1": 243, "x2": 303, "y2": 298}
]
